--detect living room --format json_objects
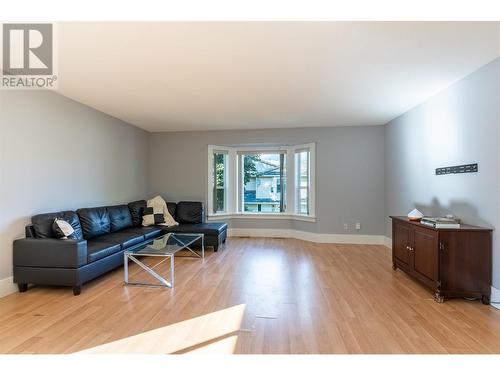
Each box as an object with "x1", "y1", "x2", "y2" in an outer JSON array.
[{"x1": 1, "y1": 1, "x2": 500, "y2": 373}]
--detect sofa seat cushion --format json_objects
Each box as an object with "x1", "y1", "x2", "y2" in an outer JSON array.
[
  {"x1": 124, "y1": 226, "x2": 163, "y2": 240},
  {"x1": 87, "y1": 239, "x2": 122, "y2": 263},
  {"x1": 98, "y1": 231, "x2": 145, "y2": 249},
  {"x1": 163, "y1": 222, "x2": 228, "y2": 236}
]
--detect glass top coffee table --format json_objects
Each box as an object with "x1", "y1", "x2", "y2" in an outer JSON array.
[{"x1": 124, "y1": 233, "x2": 204, "y2": 288}]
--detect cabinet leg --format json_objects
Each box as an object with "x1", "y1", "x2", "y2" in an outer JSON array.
[
  {"x1": 73, "y1": 285, "x2": 81, "y2": 296},
  {"x1": 434, "y1": 292, "x2": 444, "y2": 303},
  {"x1": 392, "y1": 263, "x2": 397, "y2": 271},
  {"x1": 481, "y1": 295, "x2": 490, "y2": 305}
]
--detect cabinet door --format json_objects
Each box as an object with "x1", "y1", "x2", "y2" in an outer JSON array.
[
  {"x1": 439, "y1": 231, "x2": 491, "y2": 295},
  {"x1": 393, "y1": 222, "x2": 410, "y2": 268},
  {"x1": 411, "y1": 227, "x2": 438, "y2": 286}
]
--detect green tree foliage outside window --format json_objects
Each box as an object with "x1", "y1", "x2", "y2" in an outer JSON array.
[
  {"x1": 215, "y1": 154, "x2": 262, "y2": 186},
  {"x1": 242, "y1": 154, "x2": 261, "y2": 184},
  {"x1": 214, "y1": 153, "x2": 262, "y2": 213},
  {"x1": 215, "y1": 154, "x2": 225, "y2": 187},
  {"x1": 214, "y1": 154, "x2": 225, "y2": 212}
]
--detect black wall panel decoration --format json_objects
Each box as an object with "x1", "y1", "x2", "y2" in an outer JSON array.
[{"x1": 435, "y1": 163, "x2": 478, "y2": 175}]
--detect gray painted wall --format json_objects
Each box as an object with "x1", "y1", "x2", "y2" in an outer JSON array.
[
  {"x1": 385, "y1": 57, "x2": 500, "y2": 287},
  {"x1": 0, "y1": 90, "x2": 149, "y2": 280},
  {"x1": 149, "y1": 126, "x2": 386, "y2": 235}
]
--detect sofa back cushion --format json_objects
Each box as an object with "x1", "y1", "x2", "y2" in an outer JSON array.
[
  {"x1": 32, "y1": 212, "x2": 62, "y2": 238},
  {"x1": 32, "y1": 211, "x2": 83, "y2": 240},
  {"x1": 25, "y1": 225, "x2": 36, "y2": 238},
  {"x1": 176, "y1": 201, "x2": 204, "y2": 224},
  {"x1": 167, "y1": 202, "x2": 177, "y2": 219},
  {"x1": 128, "y1": 200, "x2": 147, "y2": 227},
  {"x1": 77, "y1": 207, "x2": 111, "y2": 239},
  {"x1": 107, "y1": 205, "x2": 133, "y2": 232}
]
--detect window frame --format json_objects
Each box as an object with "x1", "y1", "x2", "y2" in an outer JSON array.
[
  {"x1": 207, "y1": 145, "x2": 235, "y2": 215},
  {"x1": 291, "y1": 143, "x2": 316, "y2": 218},
  {"x1": 213, "y1": 151, "x2": 228, "y2": 214},
  {"x1": 238, "y1": 150, "x2": 287, "y2": 214},
  {"x1": 295, "y1": 147, "x2": 312, "y2": 216},
  {"x1": 207, "y1": 143, "x2": 316, "y2": 221}
]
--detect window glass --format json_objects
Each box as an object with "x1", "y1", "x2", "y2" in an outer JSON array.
[
  {"x1": 240, "y1": 153, "x2": 286, "y2": 213},
  {"x1": 213, "y1": 152, "x2": 227, "y2": 213},
  {"x1": 296, "y1": 150, "x2": 309, "y2": 214}
]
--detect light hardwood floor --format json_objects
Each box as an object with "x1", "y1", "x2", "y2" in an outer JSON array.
[{"x1": 1, "y1": 237, "x2": 500, "y2": 354}]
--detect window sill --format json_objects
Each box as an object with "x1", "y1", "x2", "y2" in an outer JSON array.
[{"x1": 207, "y1": 213, "x2": 317, "y2": 222}]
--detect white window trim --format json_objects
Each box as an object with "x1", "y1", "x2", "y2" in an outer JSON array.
[
  {"x1": 207, "y1": 143, "x2": 316, "y2": 222},
  {"x1": 208, "y1": 145, "x2": 236, "y2": 215},
  {"x1": 207, "y1": 212, "x2": 316, "y2": 222},
  {"x1": 293, "y1": 143, "x2": 316, "y2": 218}
]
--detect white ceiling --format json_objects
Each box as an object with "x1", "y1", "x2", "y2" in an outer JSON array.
[{"x1": 57, "y1": 22, "x2": 500, "y2": 132}]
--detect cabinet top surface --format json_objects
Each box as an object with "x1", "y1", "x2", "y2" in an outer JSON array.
[{"x1": 390, "y1": 216, "x2": 492, "y2": 232}]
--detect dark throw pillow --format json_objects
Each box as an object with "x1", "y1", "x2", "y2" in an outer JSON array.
[
  {"x1": 52, "y1": 218, "x2": 76, "y2": 239},
  {"x1": 128, "y1": 200, "x2": 147, "y2": 227}
]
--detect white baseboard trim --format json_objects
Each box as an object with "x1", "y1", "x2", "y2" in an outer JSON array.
[
  {"x1": 491, "y1": 286, "x2": 500, "y2": 310},
  {"x1": 228, "y1": 228, "x2": 386, "y2": 245},
  {"x1": 0, "y1": 276, "x2": 16, "y2": 298},
  {"x1": 384, "y1": 236, "x2": 392, "y2": 249}
]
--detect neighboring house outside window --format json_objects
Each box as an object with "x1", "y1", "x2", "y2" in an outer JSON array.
[
  {"x1": 241, "y1": 154, "x2": 285, "y2": 213},
  {"x1": 207, "y1": 143, "x2": 315, "y2": 221}
]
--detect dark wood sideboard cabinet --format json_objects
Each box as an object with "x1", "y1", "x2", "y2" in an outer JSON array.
[{"x1": 390, "y1": 216, "x2": 492, "y2": 304}]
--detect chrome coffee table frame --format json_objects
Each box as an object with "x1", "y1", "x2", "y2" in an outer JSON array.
[{"x1": 124, "y1": 233, "x2": 204, "y2": 288}]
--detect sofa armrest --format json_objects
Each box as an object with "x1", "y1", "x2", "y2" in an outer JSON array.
[{"x1": 13, "y1": 238, "x2": 88, "y2": 268}]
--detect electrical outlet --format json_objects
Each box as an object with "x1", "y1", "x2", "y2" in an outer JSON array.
[
  {"x1": 343, "y1": 223, "x2": 348, "y2": 230},
  {"x1": 355, "y1": 222, "x2": 361, "y2": 230}
]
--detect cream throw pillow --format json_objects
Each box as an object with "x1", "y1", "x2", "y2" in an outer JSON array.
[{"x1": 142, "y1": 195, "x2": 178, "y2": 227}]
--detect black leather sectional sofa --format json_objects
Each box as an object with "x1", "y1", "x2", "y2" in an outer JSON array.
[{"x1": 13, "y1": 200, "x2": 227, "y2": 295}]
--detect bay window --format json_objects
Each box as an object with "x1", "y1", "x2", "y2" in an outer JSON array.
[{"x1": 207, "y1": 143, "x2": 315, "y2": 221}]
